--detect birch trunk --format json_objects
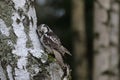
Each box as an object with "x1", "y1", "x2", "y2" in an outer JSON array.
[
  {"x1": 72, "y1": 0, "x2": 88, "y2": 80},
  {"x1": 93, "y1": 0, "x2": 120, "y2": 80},
  {"x1": 0, "y1": 0, "x2": 70, "y2": 80}
]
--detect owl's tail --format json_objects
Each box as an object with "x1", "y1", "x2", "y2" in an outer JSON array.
[{"x1": 60, "y1": 46, "x2": 71, "y2": 56}]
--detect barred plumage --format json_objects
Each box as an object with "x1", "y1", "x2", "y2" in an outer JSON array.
[{"x1": 36, "y1": 24, "x2": 71, "y2": 67}]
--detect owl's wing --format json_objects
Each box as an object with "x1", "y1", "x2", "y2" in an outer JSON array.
[
  {"x1": 43, "y1": 31, "x2": 71, "y2": 56},
  {"x1": 43, "y1": 31, "x2": 61, "y2": 49}
]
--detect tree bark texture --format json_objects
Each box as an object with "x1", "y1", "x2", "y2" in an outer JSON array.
[
  {"x1": 0, "y1": 0, "x2": 70, "y2": 80},
  {"x1": 93, "y1": 0, "x2": 120, "y2": 80},
  {"x1": 72, "y1": 0, "x2": 88, "y2": 80}
]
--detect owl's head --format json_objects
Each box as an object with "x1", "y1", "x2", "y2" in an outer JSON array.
[{"x1": 37, "y1": 24, "x2": 51, "y2": 36}]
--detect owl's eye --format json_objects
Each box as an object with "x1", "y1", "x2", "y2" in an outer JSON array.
[{"x1": 42, "y1": 27, "x2": 48, "y2": 33}]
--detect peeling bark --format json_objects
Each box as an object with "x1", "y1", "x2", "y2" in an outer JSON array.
[{"x1": 0, "y1": 0, "x2": 71, "y2": 80}]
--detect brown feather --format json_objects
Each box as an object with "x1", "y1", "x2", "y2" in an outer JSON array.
[
  {"x1": 53, "y1": 49, "x2": 65, "y2": 67},
  {"x1": 60, "y1": 46, "x2": 71, "y2": 56}
]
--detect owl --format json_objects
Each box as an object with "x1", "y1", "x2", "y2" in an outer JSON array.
[{"x1": 37, "y1": 24, "x2": 71, "y2": 67}]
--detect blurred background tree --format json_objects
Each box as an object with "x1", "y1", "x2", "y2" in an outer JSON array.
[
  {"x1": 72, "y1": 0, "x2": 88, "y2": 80},
  {"x1": 93, "y1": 0, "x2": 120, "y2": 80}
]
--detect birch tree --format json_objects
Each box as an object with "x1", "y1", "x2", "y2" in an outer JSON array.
[
  {"x1": 72, "y1": 0, "x2": 88, "y2": 80},
  {"x1": 93, "y1": 0, "x2": 120, "y2": 80},
  {"x1": 0, "y1": 0, "x2": 71, "y2": 80}
]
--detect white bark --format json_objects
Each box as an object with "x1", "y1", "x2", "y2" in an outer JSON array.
[{"x1": 0, "y1": 0, "x2": 70, "y2": 80}]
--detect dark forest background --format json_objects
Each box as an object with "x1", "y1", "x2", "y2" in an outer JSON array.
[{"x1": 35, "y1": 0, "x2": 120, "y2": 80}]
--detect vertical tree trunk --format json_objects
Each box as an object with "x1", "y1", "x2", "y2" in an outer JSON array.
[
  {"x1": 72, "y1": 0, "x2": 88, "y2": 80},
  {"x1": 0, "y1": 0, "x2": 71, "y2": 80},
  {"x1": 93, "y1": 0, "x2": 120, "y2": 80}
]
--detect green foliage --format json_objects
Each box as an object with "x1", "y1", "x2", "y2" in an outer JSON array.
[{"x1": 48, "y1": 54, "x2": 56, "y2": 63}]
